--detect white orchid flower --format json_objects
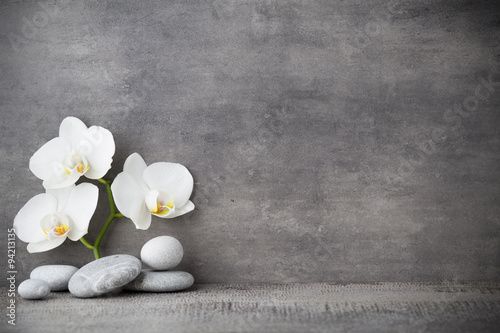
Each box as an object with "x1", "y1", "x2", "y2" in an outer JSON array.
[
  {"x1": 13, "y1": 183, "x2": 99, "y2": 253},
  {"x1": 111, "y1": 153, "x2": 195, "y2": 230},
  {"x1": 29, "y1": 117, "x2": 115, "y2": 189}
]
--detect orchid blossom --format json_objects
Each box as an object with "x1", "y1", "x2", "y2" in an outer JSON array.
[
  {"x1": 29, "y1": 117, "x2": 115, "y2": 189},
  {"x1": 14, "y1": 183, "x2": 99, "y2": 253},
  {"x1": 111, "y1": 153, "x2": 195, "y2": 230}
]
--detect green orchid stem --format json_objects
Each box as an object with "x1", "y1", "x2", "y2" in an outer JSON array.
[
  {"x1": 97, "y1": 178, "x2": 116, "y2": 215},
  {"x1": 83, "y1": 178, "x2": 124, "y2": 260},
  {"x1": 79, "y1": 237, "x2": 94, "y2": 250},
  {"x1": 93, "y1": 212, "x2": 123, "y2": 259}
]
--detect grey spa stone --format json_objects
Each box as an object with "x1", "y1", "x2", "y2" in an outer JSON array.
[
  {"x1": 18, "y1": 279, "x2": 50, "y2": 300},
  {"x1": 124, "y1": 270, "x2": 194, "y2": 292},
  {"x1": 30, "y1": 265, "x2": 79, "y2": 291},
  {"x1": 140, "y1": 236, "x2": 183, "y2": 270},
  {"x1": 68, "y1": 254, "x2": 141, "y2": 298}
]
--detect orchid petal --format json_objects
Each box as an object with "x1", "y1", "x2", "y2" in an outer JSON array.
[
  {"x1": 29, "y1": 137, "x2": 70, "y2": 181},
  {"x1": 14, "y1": 194, "x2": 58, "y2": 243},
  {"x1": 27, "y1": 236, "x2": 67, "y2": 253},
  {"x1": 123, "y1": 153, "x2": 149, "y2": 191},
  {"x1": 59, "y1": 117, "x2": 87, "y2": 148},
  {"x1": 143, "y1": 162, "x2": 193, "y2": 208},
  {"x1": 163, "y1": 200, "x2": 195, "y2": 219},
  {"x1": 132, "y1": 206, "x2": 152, "y2": 230},
  {"x1": 111, "y1": 172, "x2": 151, "y2": 230},
  {"x1": 144, "y1": 190, "x2": 160, "y2": 213},
  {"x1": 42, "y1": 168, "x2": 81, "y2": 189},
  {"x1": 67, "y1": 224, "x2": 87, "y2": 241},
  {"x1": 81, "y1": 126, "x2": 115, "y2": 179},
  {"x1": 62, "y1": 183, "x2": 98, "y2": 241},
  {"x1": 47, "y1": 184, "x2": 76, "y2": 211}
]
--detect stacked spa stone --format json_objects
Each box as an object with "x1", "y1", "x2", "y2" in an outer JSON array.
[
  {"x1": 18, "y1": 236, "x2": 194, "y2": 299},
  {"x1": 124, "y1": 236, "x2": 195, "y2": 293},
  {"x1": 18, "y1": 265, "x2": 78, "y2": 299},
  {"x1": 68, "y1": 236, "x2": 194, "y2": 298},
  {"x1": 68, "y1": 254, "x2": 142, "y2": 298}
]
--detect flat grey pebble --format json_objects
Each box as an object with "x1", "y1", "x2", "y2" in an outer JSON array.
[
  {"x1": 68, "y1": 254, "x2": 141, "y2": 298},
  {"x1": 30, "y1": 265, "x2": 78, "y2": 291},
  {"x1": 141, "y1": 236, "x2": 183, "y2": 270},
  {"x1": 124, "y1": 270, "x2": 194, "y2": 292},
  {"x1": 18, "y1": 279, "x2": 50, "y2": 300}
]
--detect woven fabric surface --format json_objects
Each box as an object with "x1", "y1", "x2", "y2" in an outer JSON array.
[{"x1": 3, "y1": 283, "x2": 500, "y2": 332}]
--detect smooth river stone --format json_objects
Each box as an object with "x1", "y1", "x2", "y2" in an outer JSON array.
[
  {"x1": 30, "y1": 265, "x2": 78, "y2": 291},
  {"x1": 68, "y1": 254, "x2": 141, "y2": 298},
  {"x1": 141, "y1": 236, "x2": 183, "y2": 270},
  {"x1": 18, "y1": 279, "x2": 50, "y2": 300},
  {"x1": 124, "y1": 270, "x2": 194, "y2": 292}
]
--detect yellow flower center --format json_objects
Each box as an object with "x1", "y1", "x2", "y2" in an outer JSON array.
[
  {"x1": 40, "y1": 213, "x2": 71, "y2": 240},
  {"x1": 145, "y1": 190, "x2": 175, "y2": 217},
  {"x1": 63, "y1": 153, "x2": 89, "y2": 176},
  {"x1": 43, "y1": 223, "x2": 70, "y2": 238},
  {"x1": 153, "y1": 200, "x2": 175, "y2": 215}
]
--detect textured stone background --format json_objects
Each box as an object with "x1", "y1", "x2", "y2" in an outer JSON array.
[{"x1": 1, "y1": 0, "x2": 499, "y2": 286}]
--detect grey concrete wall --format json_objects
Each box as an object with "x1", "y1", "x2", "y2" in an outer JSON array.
[{"x1": 1, "y1": 0, "x2": 499, "y2": 286}]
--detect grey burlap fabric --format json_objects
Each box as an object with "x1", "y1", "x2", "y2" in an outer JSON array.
[{"x1": 3, "y1": 283, "x2": 500, "y2": 332}]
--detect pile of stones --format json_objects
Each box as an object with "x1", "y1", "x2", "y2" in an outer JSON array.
[{"x1": 18, "y1": 236, "x2": 194, "y2": 299}]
